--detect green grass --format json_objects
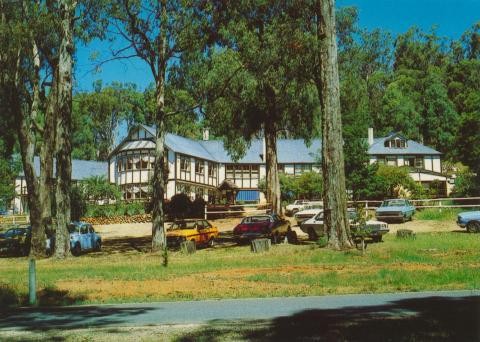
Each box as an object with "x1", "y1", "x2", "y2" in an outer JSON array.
[
  {"x1": 0, "y1": 232, "x2": 479, "y2": 307},
  {"x1": 415, "y1": 208, "x2": 474, "y2": 221}
]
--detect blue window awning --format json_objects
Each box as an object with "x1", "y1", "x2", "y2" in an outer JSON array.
[{"x1": 236, "y1": 190, "x2": 260, "y2": 202}]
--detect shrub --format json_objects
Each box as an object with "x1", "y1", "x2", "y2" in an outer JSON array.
[
  {"x1": 169, "y1": 194, "x2": 192, "y2": 219},
  {"x1": 191, "y1": 197, "x2": 206, "y2": 218}
]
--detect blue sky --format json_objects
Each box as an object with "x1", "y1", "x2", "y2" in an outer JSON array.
[{"x1": 74, "y1": 0, "x2": 480, "y2": 92}]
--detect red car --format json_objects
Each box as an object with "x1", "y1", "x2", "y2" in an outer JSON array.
[{"x1": 233, "y1": 214, "x2": 296, "y2": 244}]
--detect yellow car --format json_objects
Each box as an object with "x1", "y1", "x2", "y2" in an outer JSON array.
[{"x1": 166, "y1": 219, "x2": 219, "y2": 248}]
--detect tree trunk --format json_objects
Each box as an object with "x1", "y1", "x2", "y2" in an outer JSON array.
[
  {"x1": 151, "y1": 101, "x2": 167, "y2": 252},
  {"x1": 151, "y1": 1, "x2": 168, "y2": 253},
  {"x1": 316, "y1": 0, "x2": 352, "y2": 250},
  {"x1": 54, "y1": 0, "x2": 75, "y2": 258},
  {"x1": 265, "y1": 122, "x2": 282, "y2": 216}
]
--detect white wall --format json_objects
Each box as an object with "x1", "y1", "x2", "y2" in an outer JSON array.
[{"x1": 432, "y1": 156, "x2": 441, "y2": 173}]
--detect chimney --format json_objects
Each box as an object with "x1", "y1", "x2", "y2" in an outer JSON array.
[
  {"x1": 368, "y1": 127, "x2": 374, "y2": 146},
  {"x1": 262, "y1": 137, "x2": 266, "y2": 162},
  {"x1": 202, "y1": 129, "x2": 209, "y2": 141}
]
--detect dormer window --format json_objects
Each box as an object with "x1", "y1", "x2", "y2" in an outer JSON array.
[{"x1": 384, "y1": 137, "x2": 407, "y2": 149}]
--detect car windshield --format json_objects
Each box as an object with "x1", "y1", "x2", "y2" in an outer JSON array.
[
  {"x1": 242, "y1": 216, "x2": 271, "y2": 223},
  {"x1": 4, "y1": 229, "x2": 16, "y2": 238},
  {"x1": 382, "y1": 199, "x2": 406, "y2": 207},
  {"x1": 68, "y1": 224, "x2": 79, "y2": 233},
  {"x1": 170, "y1": 221, "x2": 197, "y2": 230}
]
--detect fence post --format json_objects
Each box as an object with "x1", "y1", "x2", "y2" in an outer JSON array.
[
  {"x1": 204, "y1": 205, "x2": 207, "y2": 220},
  {"x1": 29, "y1": 258, "x2": 37, "y2": 306}
]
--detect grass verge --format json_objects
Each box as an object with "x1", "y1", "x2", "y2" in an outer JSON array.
[{"x1": 0, "y1": 232, "x2": 479, "y2": 308}]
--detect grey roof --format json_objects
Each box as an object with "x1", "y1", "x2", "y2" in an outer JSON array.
[
  {"x1": 368, "y1": 134, "x2": 441, "y2": 155},
  {"x1": 19, "y1": 157, "x2": 108, "y2": 180},
  {"x1": 115, "y1": 124, "x2": 438, "y2": 164}
]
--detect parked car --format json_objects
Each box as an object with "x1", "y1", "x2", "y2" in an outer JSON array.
[
  {"x1": 233, "y1": 214, "x2": 296, "y2": 244},
  {"x1": 301, "y1": 209, "x2": 389, "y2": 242},
  {"x1": 166, "y1": 219, "x2": 219, "y2": 248},
  {"x1": 375, "y1": 199, "x2": 415, "y2": 222},
  {"x1": 294, "y1": 205, "x2": 323, "y2": 226},
  {"x1": 457, "y1": 211, "x2": 480, "y2": 233},
  {"x1": 68, "y1": 222, "x2": 102, "y2": 256},
  {"x1": 0, "y1": 226, "x2": 53, "y2": 256},
  {"x1": 285, "y1": 200, "x2": 322, "y2": 216}
]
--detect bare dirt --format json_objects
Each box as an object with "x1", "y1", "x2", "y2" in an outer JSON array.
[{"x1": 94, "y1": 216, "x2": 460, "y2": 240}]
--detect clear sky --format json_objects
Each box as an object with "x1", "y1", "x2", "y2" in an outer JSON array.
[{"x1": 74, "y1": 0, "x2": 480, "y2": 92}]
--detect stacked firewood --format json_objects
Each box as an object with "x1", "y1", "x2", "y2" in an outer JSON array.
[{"x1": 81, "y1": 214, "x2": 152, "y2": 225}]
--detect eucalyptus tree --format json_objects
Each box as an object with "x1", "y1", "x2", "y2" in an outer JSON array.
[
  {"x1": 107, "y1": 0, "x2": 210, "y2": 253},
  {"x1": 183, "y1": 0, "x2": 320, "y2": 215},
  {"x1": 0, "y1": 0, "x2": 101, "y2": 257}
]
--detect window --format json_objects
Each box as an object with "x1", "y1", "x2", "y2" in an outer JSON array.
[
  {"x1": 294, "y1": 164, "x2": 312, "y2": 175},
  {"x1": 386, "y1": 156, "x2": 397, "y2": 166},
  {"x1": 251, "y1": 165, "x2": 259, "y2": 179},
  {"x1": 195, "y1": 159, "x2": 205, "y2": 174},
  {"x1": 180, "y1": 156, "x2": 190, "y2": 171},
  {"x1": 126, "y1": 157, "x2": 133, "y2": 170},
  {"x1": 385, "y1": 138, "x2": 407, "y2": 149},
  {"x1": 415, "y1": 157, "x2": 424, "y2": 169},
  {"x1": 208, "y1": 162, "x2": 217, "y2": 177},
  {"x1": 404, "y1": 156, "x2": 415, "y2": 167},
  {"x1": 226, "y1": 165, "x2": 235, "y2": 179}
]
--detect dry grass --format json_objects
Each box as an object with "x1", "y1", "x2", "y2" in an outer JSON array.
[{"x1": 0, "y1": 231, "x2": 479, "y2": 307}]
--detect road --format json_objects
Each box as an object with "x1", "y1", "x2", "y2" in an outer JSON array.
[{"x1": 0, "y1": 290, "x2": 479, "y2": 332}]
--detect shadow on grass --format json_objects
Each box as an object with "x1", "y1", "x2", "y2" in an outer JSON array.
[
  {"x1": 0, "y1": 285, "x2": 88, "y2": 309},
  {"x1": 175, "y1": 295, "x2": 480, "y2": 342}
]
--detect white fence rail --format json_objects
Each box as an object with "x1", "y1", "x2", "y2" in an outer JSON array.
[
  {"x1": 204, "y1": 203, "x2": 272, "y2": 219},
  {"x1": 0, "y1": 215, "x2": 30, "y2": 226},
  {"x1": 349, "y1": 197, "x2": 480, "y2": 210}
]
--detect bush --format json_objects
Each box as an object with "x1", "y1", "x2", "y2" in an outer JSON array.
[
  {"x1": 169, "y1": 194, "x2": 192, "y2": 219},
  {"x1": 191, "y1": 197, "x2": 206, "y2": 218}
]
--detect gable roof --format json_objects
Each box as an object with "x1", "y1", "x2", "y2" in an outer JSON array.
[
  {"x1": 19, "y1": 157, "x2": 108, "y2": 180},
  {"x1": 111, "y1": 124, "x2": 439, "y2": 163},
  {"x1": 368, "y1": 135, "x2": 441, "y2": 155}
]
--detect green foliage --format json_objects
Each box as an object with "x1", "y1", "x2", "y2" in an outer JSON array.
[
  {"x1": 82, "y1": 176, "x2": 121, "y2": 202},
  {"x1": 375, "y1": 165, "x2": 425, "y2": 199},
  {"x1": 0, "y1": 146, "x2": 20, "y2": 210},
  {"x1": 415, "y1": 208, "x2": 468, "y2": 221},
  {"x1": 260, "y1": 172, "x2": 323, "y2": 202},
  {"x1": 452, "y1": 168, "x2": 480, "y2": 197},
  {"x1": 84, "y1": 202, "x2": 146, "y2": 218}
]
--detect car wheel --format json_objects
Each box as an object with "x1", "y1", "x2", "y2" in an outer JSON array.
[
  {"x1": 372, "y1": 236, "x2": 382, "y2": 243},
  {"x1": 466, "y1": 221, "x2": 480, "y2": 233},
  {"x1": 207, "y1": 238, "x2": 215, "y2": 248},
  {"x1": 287, "y1": 230, "x2": 298, "y2": 244},
  {"x1": 72, "y1": 243, "x2": 81, "y2": 256},
  {"x1": 292, "y1": 209, "x2": 299, "y2": 215},
  {"x1": 271, "y1": 233, "x2": 280, "y2": 244},
  {"x1": 95, "y1": 240, "x2": 102, "y2": 251},
  {"x1": 308, "y1": 228, "x2": 318, "y2": 241}
]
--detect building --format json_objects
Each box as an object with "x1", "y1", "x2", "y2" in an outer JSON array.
[
  {"x1": 107, "y1": 124, "x2": 321, "y2": 203},
  {"x1": 367, "y1": 128, "x2": 451, "y2": 195},
  {"x1": 13, "y1": 158, "x2": 107, "y2": 214},
  {"x1": 11, "y1": 125, "x2": 451, "y2": 213}
]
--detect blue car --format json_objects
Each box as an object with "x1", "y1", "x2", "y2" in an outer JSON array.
[
  {"x1": 457, "y1": 211, "x2": 480, "y2": 233},
  {"x1": 68, "y1": 222, "x2": 102, "y2": 256},
  {"x1": 376, "y1": 199, "x2": 416, "y2": 223}
]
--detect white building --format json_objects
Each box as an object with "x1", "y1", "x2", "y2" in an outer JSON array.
[
  {"x1": 107, "y1": 124, "x2": 321, "y2": 203},
  {"x1": 11, "y1": 125, "x2": 451, "y2": 213}
]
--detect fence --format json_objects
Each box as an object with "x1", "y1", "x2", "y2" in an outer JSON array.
[
  {"x1": 204, "y1": 203, "x2": 272, "y2": 220},
  {"x1": 0, "y1": 215, "x2": 30, "y2": 227},
  {"x1": 349, "y1": 197, "x2": 480, "y2": 210}
]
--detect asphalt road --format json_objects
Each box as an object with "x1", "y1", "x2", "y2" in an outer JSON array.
[{"x1": 0, "y1": 290, "x2": 479, "y2": 332}]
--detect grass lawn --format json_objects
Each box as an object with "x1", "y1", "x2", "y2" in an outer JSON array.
[
  {"x1": 0, "y1": 232, "x2": 479, "y2": 308},
  {"x1": 414, "y1": 208, "x2": 476, "y2": 221}
]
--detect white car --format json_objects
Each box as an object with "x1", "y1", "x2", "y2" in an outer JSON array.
[
  {"x1": 294, "y1": 206, "x2": 323, "y2": 226},
  {"x1": 300, "y1": 209, "x2": 389, "y2": 242},
  {"x1": 285, "y1": 200, "x2": 322, "y2": 216},
  {"x1": 285, "y1": 200, "x2": 311, "y2": 216}
]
